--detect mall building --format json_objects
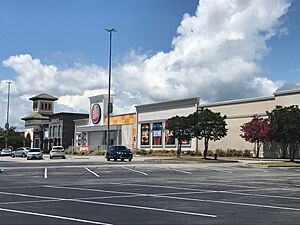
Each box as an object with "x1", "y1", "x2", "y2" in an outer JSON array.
[
  {"x1": 134, "y1": 89, "x2": 300, "y2": 158},
  {"x1": 22, "y1": 93, "x2": 88, "y2": 151},
  {"x1": 202, "y1": 89, "x2": 300, "y2": 157},
  {"x1": 74, "y1": 94, "x2": 136, "y2": 151},
  {"x1": 135, "y1": 97, "x2": 199, "y2": 151},
  {"x1": 74, "y1": 89, "x2": 300, "y2": 157}
]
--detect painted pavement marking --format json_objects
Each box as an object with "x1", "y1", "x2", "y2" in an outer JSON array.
[
  {"x1": 0, "y1": 207, "x2": 112, "y2": 225},
  {"x1": 85, "y1": 167, "x2": 100, "y2": 177},
  {"x1": 120, "y1": 166, "x2": 148, "y2": 176}
]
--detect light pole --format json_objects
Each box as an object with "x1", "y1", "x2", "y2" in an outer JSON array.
[
  {"x1": 105, "y1": 28, "x2": 116, "y2": 150},
  {"x1": 5, "y1": 81, "x2": 12, "y2": 148}
]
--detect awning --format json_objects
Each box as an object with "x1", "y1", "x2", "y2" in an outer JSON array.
[{"x1": 77, "y1": 124, "x2": 121, "y2": 132}]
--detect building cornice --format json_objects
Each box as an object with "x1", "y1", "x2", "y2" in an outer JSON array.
[
  {"x1": 200, "y1": 96, "x2": 274, "y2": 108},
  {"x1": 135, "y1": 97, "x2": 199, "y2": 113},
  {"x1": 274, "y1": 88, "x2": 300, "y2": 97}
]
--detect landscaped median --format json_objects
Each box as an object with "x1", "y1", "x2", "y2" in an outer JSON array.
[
  {"x1": 251, "y1": 161, "x2": 300, "y2": 167},
  {"x1": 144, "y1": 156, "x2": 238, "y2": 163}
]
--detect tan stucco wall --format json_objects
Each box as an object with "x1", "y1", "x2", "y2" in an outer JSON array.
[
  {"x1": 275, "y1": 92, "x2": 300, "y2": 106},
  {"x1": 198, "y1": 91, "x2": 300, "y2": 153},
  {"x1": 104, "y1": 113, "x2": 136, "y2": 148}
]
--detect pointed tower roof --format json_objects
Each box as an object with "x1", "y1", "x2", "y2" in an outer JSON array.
[{"x1": 29, "y1": 93, "x2": 58, "y2": 101}]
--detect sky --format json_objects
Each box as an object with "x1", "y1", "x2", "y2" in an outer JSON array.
[{"x1": 0, "y1": 0, "x2": 300, "y2": 129}]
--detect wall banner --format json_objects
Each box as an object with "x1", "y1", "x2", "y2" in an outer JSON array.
[{"x1": 141, "y1": 123, "x2": 150, "y2": 145}]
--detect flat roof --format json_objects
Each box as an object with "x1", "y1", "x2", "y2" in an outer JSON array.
[
  {"x1": 135, "y1": 97, "x2": 199, "y2": 112},
  {"x1": 274, "y1": 88, "x2": 300, "y2": 96},
  {"x1": 200, "y1": 96, "x2": 274, "y2": 108},
  {"x1": 110, "y1": 112, "x2": 136, "y2": 117}
]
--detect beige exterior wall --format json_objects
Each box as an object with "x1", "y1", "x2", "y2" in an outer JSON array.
[
  {"x1": 198, "y1": 90, "x2": 300, "y2": 154},
  {"x1": 274, "y1": 92, "x2": 300, "y2": 106}
]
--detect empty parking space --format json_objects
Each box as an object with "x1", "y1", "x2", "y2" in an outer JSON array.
[{"x1": 0, "y1": 159, "x2": 299, "y2": 224}]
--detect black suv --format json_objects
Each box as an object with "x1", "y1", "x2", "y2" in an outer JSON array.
[{"x1": 106, "y1": 145, "x2": 133, "y2": 161}]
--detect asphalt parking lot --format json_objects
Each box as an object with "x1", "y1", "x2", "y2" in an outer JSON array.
[{"x1": 0, "y1": 156, "x2": 299, "y2": 225}]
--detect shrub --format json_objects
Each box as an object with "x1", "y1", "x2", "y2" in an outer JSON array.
[
  {"x1": 243, "y1": 149, "x2": 252, "y2": 157},
  {"x1": 225, "y1": 148, "x2": 244, "y2": 157},
  {"x1": 216, "y1": 149, "x2": 226, "y2": 157},
  {"x1": 207, "y1": 150, "x2": 214, "y2": 156}
]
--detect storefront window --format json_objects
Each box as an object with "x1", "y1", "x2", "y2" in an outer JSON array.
[
  {"x1": 152, "y1": 122, "x2": 162, "y2": 146},
  {"x1": 141, "y1": 123, "x2": 150, "y2": 145},
  {"x1": 165, "y1": 120, "x2": 175, "y2": 145},
  {"x1": 165, "y1": 130, "x2": 175, "y2": 145}
]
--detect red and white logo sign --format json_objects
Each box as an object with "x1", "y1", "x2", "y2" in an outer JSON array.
[
  {"x1": 91, "y1": 104, "x2": 101, "y2": 124},
  {"x1": 80, "y1": 145, "x2": 89, "y2": 153}
]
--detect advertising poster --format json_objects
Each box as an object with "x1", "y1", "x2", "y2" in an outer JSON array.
[
  {"x1": 141, "y1": 123, "x2": 150, "y2": 145},
  {"x1": 152, "y1": 122, "x2": 162, "y2": 146},
  {"x1": 165, "y1": 120, "x2": 175, "y2": 145}
]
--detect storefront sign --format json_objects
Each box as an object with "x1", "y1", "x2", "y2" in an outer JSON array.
[
  {"x1": 80, "y1": 145, "x2": 89, "y2": 153},
  {"x1": 91, "y1": 104, "x2": 101, "y2": 124}
]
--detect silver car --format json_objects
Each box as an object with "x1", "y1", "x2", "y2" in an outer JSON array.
[
  {"x1": 50, "y1": 146, "x2": 66, "y2": 159},
  {"x1": 11, "y1": 147, "x2": 30, "y2": 158},
  {"x1": 0, "y1": 148, "x2": 12, "y2": 156},
  {"x1": 27, "y1": 148, "x2": 43, "y2": 160}
]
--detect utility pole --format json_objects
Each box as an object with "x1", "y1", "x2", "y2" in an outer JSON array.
[
  {"x1": 5, "y1": 81, "x2": 12, "y2": 148},
  {"x1": 105, "y1": 28, "x2": 116, "y2": 150}
]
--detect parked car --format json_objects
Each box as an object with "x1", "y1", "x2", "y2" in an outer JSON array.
[
  {"x1": 0, "y1": 148, "x2": 12, "y2": 156},
  {"x1": 11, "y1": 147, "x2": 30, "y2": 158},
  {"x1": 106, "y1": 145, "x2": 133, "y2": 161},
  {"x1": 50, "y1": 146, "x2": 66, "y2": 159},
  {"x1": 27, "y1": 148, "x2": 43, "y2": 160}
]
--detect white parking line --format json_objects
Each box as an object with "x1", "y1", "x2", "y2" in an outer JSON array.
[
  {"x1": 0, "y1": 189, "x2": 217, "y2": 218},
  {"x1": 0, "y1": 207, "x2": 112, "y2": 225},
  {"x1": 45, "y1": 185, "x2": 147, "y2": 196},
  {"x1": 166, "y1": 168, "x2": 192, "y2": 174},
  {"x1": 0, "y1": 199, "x2": 62, "y2": 205},
  {"x1": 121, "y1": 166, "x2": 148, "y2": 176},
  {"x1": 158, "y1": 195, "x2": 300, "y2": 211},
  {"x1": 85, "y1": 167, "x2": 100, "y2": 177},
  {"x1": 45, "y1": 185, "x2": 300, "y2": 212},
  {"x1": 0, "y1": 185, "x2": 44, "y2": 189},
  {"x1": 44, "y1": 168, "x2": 47, "y2": 179},
  {"x1": 218, "y1": 190, "x2": 300, "y2": 200},
  {"x1": 108, "y1": 182, "x2": 201, "y2": 191},
  {"x1": 70, "y1": 198, "x2": 217, "y2": 218},
  {"x1": 159, "y1": 189, "x2": 300, "y2": 200}
]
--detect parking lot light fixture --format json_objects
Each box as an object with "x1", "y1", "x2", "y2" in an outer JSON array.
[
  {"x1": 105, "y1": 28, "x2": 116, "y2": 151},
  {"x1": 5, "y1": 81, "x2": 12, "y2": 148}
]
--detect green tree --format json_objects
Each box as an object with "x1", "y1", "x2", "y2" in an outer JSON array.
[
  {"x1": 267, "y1": 105, "x2": 300, "y2": 162},
  {"x1": 0, "y1": 127, "x2": 30, "y2": 149},
  {"x1": 240, "y1": 116, "x2": 271, "y2": 158},
  {"x1": 189, "y1": 108, "x2": 227, "y2": 159},
  {"x1": 165, "y1": 116, "x2": 193, "y2": 158}
]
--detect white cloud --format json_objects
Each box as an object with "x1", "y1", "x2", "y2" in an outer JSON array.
[{"x1": 0, "y1": 0, "x2": 293, "y2": 129}]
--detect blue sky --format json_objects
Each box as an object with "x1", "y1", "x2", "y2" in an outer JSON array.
[
  {"x1": 261, "y1": 0, "x2": 300, "y2": 82},
  {"x1": 0, "y1": 0, "x2": 198, "y2": 73},
  {"x1": 0, "y1": 0, "x2": 299, "y2": 82},
  {"x1": 0, "y1": 0, "x2": 299, "y2": 128}
]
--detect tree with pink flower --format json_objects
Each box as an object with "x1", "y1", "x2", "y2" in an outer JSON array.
[{"x1": 240, "y1": 116, "x2": 271, "y2": 158}]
